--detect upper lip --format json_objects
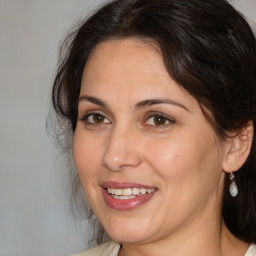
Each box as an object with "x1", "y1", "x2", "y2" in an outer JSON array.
[{"x1": 101, "y1": 181, "x2": 156, "y2": 189}]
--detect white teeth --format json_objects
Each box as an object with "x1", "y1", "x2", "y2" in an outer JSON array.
[
  {"x1": 107, "y1": 187, "x2": 155, "y2": 197},
  {"x1": 133, "y1": 188, "x2": 140, "y2": 195},
  {"x1": 115, "y1": 189, "x2": 123, "y2": 196},
  {"x1": 140, "y1": 188, "x2": 146, "y2": 195},
  {"x1": 123, "y1": 188, "x2": 133, "y2": 196},
  {"x1": 113, "y1": 195, "x2": 136, "y2": 200}
]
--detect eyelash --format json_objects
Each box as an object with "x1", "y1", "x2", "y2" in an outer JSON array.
[
  {"x1": 80, "y1": 112, "x2": 111, "y2": 124},
  {"x1": 80, "y1": 112, "x2": 175, "y2": 127},
  {"x1": 142, "y1": 113, "x2": 175, "y2": 128}
]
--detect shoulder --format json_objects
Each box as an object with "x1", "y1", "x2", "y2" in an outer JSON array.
[
  {"x1": 72, "y1": 240, "x2": 121, "y2": 256},
  {"x1": 245, "y1": 244, "x2": 256, "y2": 256}
]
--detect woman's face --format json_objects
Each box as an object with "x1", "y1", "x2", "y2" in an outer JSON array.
[{"x1": 73, "y1": 38, "x2": 228, "y2": 244}]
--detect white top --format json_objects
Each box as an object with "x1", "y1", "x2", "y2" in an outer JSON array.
[
  {"x1": 73, "y1": 241, "x2": 256, "y2": 256},
  {"x1": 72, "y1": 241, "x2": 120, "y2": 256}
]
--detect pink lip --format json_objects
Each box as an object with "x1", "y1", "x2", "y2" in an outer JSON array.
[{"x1": 101, "y1": 181, "x2": 157, "y2": 211}]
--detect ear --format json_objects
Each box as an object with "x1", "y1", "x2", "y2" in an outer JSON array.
[{"x1": 222, "y1": 121, "x2": 254, "y2": 173}]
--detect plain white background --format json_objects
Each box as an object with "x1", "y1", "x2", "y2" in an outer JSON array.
[{"x1": 0, "y1": 1, "x2": 255, "y2": 256}]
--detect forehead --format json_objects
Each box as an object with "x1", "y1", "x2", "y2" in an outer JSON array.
[
  {"x1": 80, "y1": 38, "x2": 190, "y2": 101},
  {"x1": 83, "y1": 37, "x2": 163, "y2": 81}
]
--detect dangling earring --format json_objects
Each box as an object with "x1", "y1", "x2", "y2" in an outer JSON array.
[{"x1": 229, "y1": 172, "x2": 238, "y2": 197}]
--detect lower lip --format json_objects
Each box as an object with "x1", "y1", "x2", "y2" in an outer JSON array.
[{"x1": 102, "y1": 189, "x2": 157, "y2": 211}]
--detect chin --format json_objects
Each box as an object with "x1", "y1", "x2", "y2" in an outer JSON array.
[
  {"x1": 101, "y1": 216, "x2": 156, "y2": 244},
  {"x1": 108, "y1": 230, "x2": 151, "y2": 244}
]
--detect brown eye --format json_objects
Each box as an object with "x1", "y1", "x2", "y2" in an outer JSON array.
[
  {"x1": 85, "y1": 113, "x2": 111, "y2": 124},
  {"x1": 153, "y1": 116, "x2": 167, "y2": 125},
  {"x1": 93, "y1": 114, "x2": 105, "y2": 123},
  {"x1": 145, "y1": 114, "x2": 174, "y2": 126}
]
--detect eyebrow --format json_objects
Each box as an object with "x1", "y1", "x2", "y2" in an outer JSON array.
[
  {"x1": 78, "y1": 95, "x2": 189, "y2": 112},
  {"x1": 79, "y1": 95, "x2": 108, "y2": 107},
  {"x1": 135, "y1": 98, "x2": 189, "y2": 112}
]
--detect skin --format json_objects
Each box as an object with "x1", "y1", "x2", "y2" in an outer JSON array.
[{"x1": 73, "y1": 38, "x2": 251, "y2": 256}]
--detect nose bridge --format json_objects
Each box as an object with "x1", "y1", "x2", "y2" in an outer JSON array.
[{"x1": 102, "y1": 122, "x2": 141, "y2": 171}]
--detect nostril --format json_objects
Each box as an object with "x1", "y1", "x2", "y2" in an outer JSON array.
[
  {"x1": 101, "y1": 129, "x2": 142, "y2": 171},
  {"x1": 102, "y1": 151, "x2": 142, "y2": 172}
]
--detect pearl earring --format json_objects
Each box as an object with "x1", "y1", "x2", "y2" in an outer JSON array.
[{"x1": 229, "y1": 172, "x2": 238, "y2": 197}]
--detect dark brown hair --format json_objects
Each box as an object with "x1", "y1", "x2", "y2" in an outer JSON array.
[{"x1": 51, "y1": 0, "x2": 256, "y2": 244}]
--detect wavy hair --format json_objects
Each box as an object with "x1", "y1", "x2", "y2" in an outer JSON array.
[{"x1": 50, "y1": 0, "x2": 256, "y2": 244}]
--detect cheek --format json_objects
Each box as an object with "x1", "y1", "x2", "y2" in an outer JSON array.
[
  {"x1": 142, "y1": 130, "x2": 221, "y2": 186},
  {"x1": 143, "y1": 140, "x2": 192, "y2": 186},
  {"x1": 72, "y1": 130, "x2": 104, "y2": 208},
  {"x1": 73, "y1": 130, "x2": 101, "y2": 179}
]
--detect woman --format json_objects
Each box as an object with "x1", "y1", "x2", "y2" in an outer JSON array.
[{"x1": 51, "y1": 0, "x2": 256, "y2": 255}]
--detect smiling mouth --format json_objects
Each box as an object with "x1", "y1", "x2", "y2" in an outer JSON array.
[
  {"x1": 107, "y1": 187, "x2": 156, "y2": 200},
  {"x1": 101, "y1": 181, "x2": 157, "y2": 210}
]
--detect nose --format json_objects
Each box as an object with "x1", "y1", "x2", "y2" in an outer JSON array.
[{"x1": 102, "y1": 125, "x2": 142, "y2": 171}]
